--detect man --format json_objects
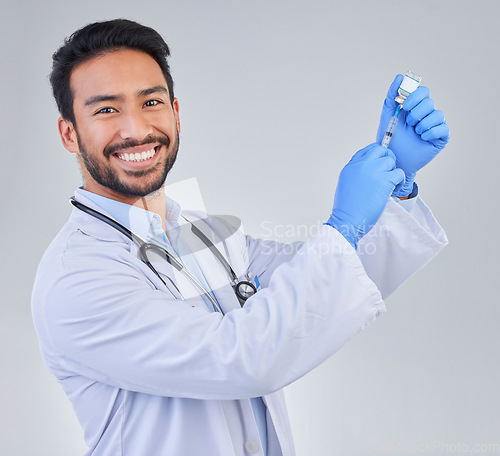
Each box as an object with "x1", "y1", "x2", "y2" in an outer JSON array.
[{"x1": 32, "y1": 19, "x2": 449, "y2": 456}]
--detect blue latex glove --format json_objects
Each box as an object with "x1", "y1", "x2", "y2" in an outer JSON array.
[
  {"x1": 326, "y1": 143, "x2": 405, "y2": 249},
  {"x1": 376, "y1": 74, "x2": 450, "y2": 197}
]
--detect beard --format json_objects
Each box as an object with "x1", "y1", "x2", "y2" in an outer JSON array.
[{"x1": 77, "y1": 131, "x2": 180, "y2": 198}]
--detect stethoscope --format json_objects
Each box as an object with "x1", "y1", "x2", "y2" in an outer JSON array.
[{"x1": 70, "y1": 197, "x2": 257, "y2": 313}]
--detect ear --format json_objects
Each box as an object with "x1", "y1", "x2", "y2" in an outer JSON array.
[
  {"x1": 172, "y1": 97, "x2": 181, "y2": 134},
  {"x1": 57, "y1": 117, "x2": 79, "y2": 153}
]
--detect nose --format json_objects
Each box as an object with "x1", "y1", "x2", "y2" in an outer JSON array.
[{"x1": 118, "y1": 108, "x2": 153, "y2": 141}]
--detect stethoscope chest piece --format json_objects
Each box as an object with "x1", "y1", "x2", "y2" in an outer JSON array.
[{"x1": 235, "y1": 281, "x2": 257, "y2": 306}]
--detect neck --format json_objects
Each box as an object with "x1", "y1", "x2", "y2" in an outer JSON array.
[
  {"x1": 83, "y1": 182, "x2": 167, "y2": 230},
  {"x1": 136, "y1": 186, "x2": 167, "y2": 230}
]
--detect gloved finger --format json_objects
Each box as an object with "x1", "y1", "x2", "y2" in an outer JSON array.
[
  {"x1": 364, "y1": 144, "x2": 394, "y2": 161},
  {"x1": 379, "y1": 147, "x2": 397, "y2": 163},
  {"x1": 415, "y1": 110, "x2": 446, "y2": 135},
  {"x1": 403, "y1": 85, "x2": 431, "y2": 111},
  {"x1": 406, "y1": 98, "x2": 435, "y2": 127},
  {"x1": 379, "y1": 155, "x2": 397, "y2": 172},
  {"x1": 349, "y1": 143, "x2": 379, "y2": 162},
  {"x1": 421, "y1": 123, "x2": 451, "y2": 143},
  {"x1": 387, "y1": 168, "x2": 406, "y2": 187},
  {"x1": 383, "y1": 74, "x2": 404, "y2": 111}
]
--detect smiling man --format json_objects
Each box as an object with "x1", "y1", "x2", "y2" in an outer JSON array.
[
  {"x1": 32, "y1": 19, "x2": 449, "y2": 456},
  {"x1": 58, "y1": 43, "x2": 181, "y2": 220}
]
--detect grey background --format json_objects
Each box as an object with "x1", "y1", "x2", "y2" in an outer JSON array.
[{"x1": 1, "y1": 0, "x2": 498, "y2": 454}]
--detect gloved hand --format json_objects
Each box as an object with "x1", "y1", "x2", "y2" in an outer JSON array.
[
  {"x1": 376, "y1": 74, "x2": 450, "y2": 197},
  {"x1": 326, "y1": 143, "x2": 405, "y2": 249}
]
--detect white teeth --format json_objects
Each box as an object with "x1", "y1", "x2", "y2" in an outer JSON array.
[{"x1": 117, "y1": 147, "x2": 157, "y2": 162}]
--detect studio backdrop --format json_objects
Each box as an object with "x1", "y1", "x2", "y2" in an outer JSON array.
[{"x1": 1, "y1": 0, "x2": 498, "y2": 455}]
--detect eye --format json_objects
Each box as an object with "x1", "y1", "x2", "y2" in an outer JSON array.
[
  {"x1": 144, "y1": 99, "x2": 163, "y2": 107},
  {"x1": 95, "y1": 107, "x2": 117, "y2": 115}
]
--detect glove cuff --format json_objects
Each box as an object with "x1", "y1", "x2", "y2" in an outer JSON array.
[
  {"x1": 392, "y1": 174, "x2": 417, "y2": 198},
  {"x1": 324, "y1": 214, "x2": 361, "y2": 250}
]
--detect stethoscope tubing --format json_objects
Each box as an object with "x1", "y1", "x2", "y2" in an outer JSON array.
[{"x1": 69, "y1": 197, "x2": 255, "y2": 313}]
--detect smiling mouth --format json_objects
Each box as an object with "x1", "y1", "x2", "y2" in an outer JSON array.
[{"x1": 114, "y1": 146, "x2": 159, "y2": 163}]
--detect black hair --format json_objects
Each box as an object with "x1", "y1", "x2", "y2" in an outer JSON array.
[{"x1": 50, "y1": 19, "x2": 175, "y2": 123}]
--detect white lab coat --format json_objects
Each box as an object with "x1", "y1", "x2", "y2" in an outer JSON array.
[{"x1": 31, "y1": 192, "x2": 447, "y2": 455}]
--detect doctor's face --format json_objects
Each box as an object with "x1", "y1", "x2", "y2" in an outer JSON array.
[{"x1": 59, "y1": 49, "x2": 180, "y2": 202}]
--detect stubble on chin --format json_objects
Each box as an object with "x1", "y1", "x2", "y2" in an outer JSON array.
[{"x1": 77, "y1": 131, "x2": 180, "y2": 199}]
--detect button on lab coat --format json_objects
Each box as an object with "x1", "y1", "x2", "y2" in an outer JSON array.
[{"x1": 31, "y1": 192, "x2": 447, "y2": 455}]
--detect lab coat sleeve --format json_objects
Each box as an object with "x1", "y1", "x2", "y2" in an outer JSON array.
[
  {"x1": 357, "y1": 196, "x2": 448, "y2": 299},
  {"x1": 32, "y1": 225, "x2": 384, "y2": 401},
  {"x1": 245, "y1": 236, "x2": 304, "y2": 288},
  {"x1": 246, "y1": 196, "x2": 447, "y2": 300}
]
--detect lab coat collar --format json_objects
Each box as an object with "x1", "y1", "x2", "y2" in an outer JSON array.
[{"x1": 71, "y1": 188, "x2": 182, "y2": 243}]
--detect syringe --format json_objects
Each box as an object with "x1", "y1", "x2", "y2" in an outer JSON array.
[{"x1": 380, "y1": 104, "x2": 401, "y2": 148}]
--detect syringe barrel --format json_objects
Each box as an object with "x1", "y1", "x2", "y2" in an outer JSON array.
[{"x1": 381, "y1": 115, "x2": 399, "y2": 147}]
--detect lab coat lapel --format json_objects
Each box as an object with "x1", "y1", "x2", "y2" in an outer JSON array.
[{"x1": 145, "y1": 249, "x2": 211, "y2": 306}]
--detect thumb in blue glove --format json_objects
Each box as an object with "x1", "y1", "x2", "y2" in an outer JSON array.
[
  {"x1": 326, "y1": 143, "x2": 405, "y2": 249},
  {"x1": 376, "y1": 75, "x2": 450, "y2": 197}
]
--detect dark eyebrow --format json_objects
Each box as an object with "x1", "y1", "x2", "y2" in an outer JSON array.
[
  {"x1": 84, "y1": 94, "x2": 123, "y2": 106},
  {"x1": 83, "y1": 86, "x2": 169, "y2": 107},
  {"x1": 137, "y1": 86, "x2": 169, "y2": 97}
]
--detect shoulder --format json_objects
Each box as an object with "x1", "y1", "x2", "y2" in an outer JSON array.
[
  {"x1": 39, "y1": 208, "x2": 131, "y2": 270},
  {"x1": 32, "y1": 208, "x2": 141, "y2": 314}
]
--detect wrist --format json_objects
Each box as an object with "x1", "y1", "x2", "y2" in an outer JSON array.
[
  {"x1": 392, "y1": 173, "x2": 416, "y2": 198},
  {"x1": 394, "y1": 181, "x2": 419, "y2": 200},
  {"x1": 324, "y1": 214, "x2": 360, "y2": 250}
]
